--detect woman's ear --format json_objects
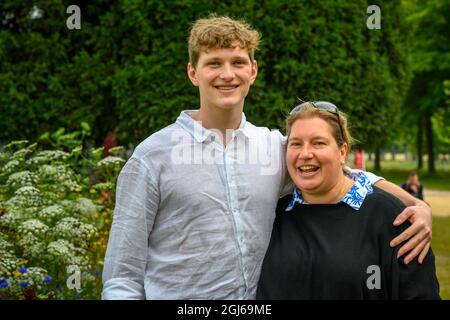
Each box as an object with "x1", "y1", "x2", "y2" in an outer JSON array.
[{"x1": 340, "y1": 143, "x2": 349, "y2": 165}]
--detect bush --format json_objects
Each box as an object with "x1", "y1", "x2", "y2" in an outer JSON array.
[{"x1": 0, "y1": 130, "x2": 124, "y2": 300}]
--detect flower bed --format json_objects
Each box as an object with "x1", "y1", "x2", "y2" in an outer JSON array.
[{"x1": 0, "y1": 135, "x2": 124, "y2": 299}]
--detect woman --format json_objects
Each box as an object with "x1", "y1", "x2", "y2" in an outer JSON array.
[{"x1": 256, "y1": 102, "x2": 440, "y2": 299}]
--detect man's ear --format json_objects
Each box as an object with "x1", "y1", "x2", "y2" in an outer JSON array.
[
  {"x1": 187, "y1": 62, "x2": 199, "y2": 86},
  {"x1": 250, "y1": 59, "x2": 258, "y2": 85}
]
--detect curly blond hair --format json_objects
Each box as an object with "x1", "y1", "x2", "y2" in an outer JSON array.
[{"x1": 188, "y1": 14, "x2": 261, "y2": 67}]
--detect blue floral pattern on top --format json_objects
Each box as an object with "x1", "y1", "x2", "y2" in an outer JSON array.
[{"x1": 286, "y1": 172, "x2": 373, "y2": 212}]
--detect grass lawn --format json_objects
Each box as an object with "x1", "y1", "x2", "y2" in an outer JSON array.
[
  {"x1": 365, "y1": 160, "x2": 450, "y2": 191},
  {"x1": 432, "y1": 216, "x2": 450, "y2": 300}
]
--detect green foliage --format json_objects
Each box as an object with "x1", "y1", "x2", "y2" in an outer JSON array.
[
  {"x1": 1, "y1": 0, "x2": 410, "y2": 150},
  {"x1": 0, "y1": 128, "x2": 125, "y2": 299},
  {"x1": 366, "y1": 162, "x2": 450, "y2": 190},
  {"x1": 401, "y1": 0, "x2": 450, "y2": 166}
]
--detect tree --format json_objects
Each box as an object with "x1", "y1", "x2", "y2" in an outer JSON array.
[
  {"x1": 0, "y1": 1, "x2": 115, "y2": 145},
  {"x1": 1, "y1": 0, "x2": 411, "y2": 157},
  {"x1": 401, "y1": 0, "x2": 450, "y2": 173}
]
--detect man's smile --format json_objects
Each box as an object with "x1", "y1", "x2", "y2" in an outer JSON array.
[{"x1": 214, "y1": 84, "x2": 239, "y2": 92}]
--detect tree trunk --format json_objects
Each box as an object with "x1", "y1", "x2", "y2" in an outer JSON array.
[
  {"x1": 425, "y1": 113, "x2": 435, "y2": 173},
  {"x1": 374, "y1": 147, "x2": 381, "y2": 171},
  {"x1": 417, "y1": 118, "x2": 423, "y2": 169}
]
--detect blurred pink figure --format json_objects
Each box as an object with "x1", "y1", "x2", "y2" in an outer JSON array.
[
  {"x1": 102, "y1": 129, "x2": 118, "y2": 158},
  {"x1": 354, "y1": 148, "x2": 365, "y2": 170}
]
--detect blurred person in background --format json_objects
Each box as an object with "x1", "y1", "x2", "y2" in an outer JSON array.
[{"x1": 401, "y1": 171, "x2": 424, "y2": 200}]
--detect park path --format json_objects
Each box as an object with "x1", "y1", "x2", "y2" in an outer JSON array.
[{"x1": 424, "y1": 189, "x2": 450, "y2": 217}]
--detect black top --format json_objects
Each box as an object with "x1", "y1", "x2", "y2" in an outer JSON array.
[
  {"x1": 256, "y1": 186, "x2": 440, "y2": 300},
  {"x1": 401, "y1": 182, "x2": 424, "y2": 200}
]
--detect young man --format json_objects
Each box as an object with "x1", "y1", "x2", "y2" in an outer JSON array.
[{"x1": 102, "y1": 15, "x2": 432, "y2": 299}]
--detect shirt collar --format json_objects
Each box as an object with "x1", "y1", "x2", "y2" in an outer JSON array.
[
  {"x1": 285, "y1": 172, "x2": 374, "y2": 212},
  {"x1": 176, "y1": 110, "x2": 251, "y2": 143}
]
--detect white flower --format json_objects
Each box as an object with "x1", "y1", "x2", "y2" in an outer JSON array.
[
  {"x1": 0, "y1": 236, "x2": 13, "y2": 251},
  {"x1": 0, "y1": 208, "x2": 24, "y2": 228},
  {"x1": 67, "y1": 255, "x2": 88, "y2": 267},
  {"x1": 54, "y1": 217, "x2": 96, "y2": 242},
  {"x1": 18, "y1": 233, "x2": 46, "y2": 256},
  {"x1": 75, "y1": 198, "x2": 100, "y2": 216},
  {"x1": 39, "y1": 204, "x2": 67, "y2": 223},
  {"x1": 47, "y1": 239, "x2": 74, "y2": 257},
  {"x1": 96, "y1": 156, "x2": 125, "y2": 169},
  {"x1": 14, "y1": 186, "x2": 41, "y2": 197},
  {"x1": 35, "y1": 150, "x2": 70, "y2": 162},
  {"x1": 7, "y1": 266, "x2": 49, "y2": 288},
  {"x1": 0, "y1": 252, "x2": 19, "y2": 275},
  {"x1": 18, "y1": 219, "x2": 49, "y2": 237},
  {"x1": 38, "y1": 164, "x2": 80, "y2": 192},
  {"x1": 7, "y1": 171, "x2": 38, "y2": 189},
  {"x1": 5, "y1": 186, "x2": 45, "y2": 208},
  {"x1": 65, "y1": 180, "x2": 82, "y2": 192},
  {"x1": 2, "y1": 159, "x2": 21, "y2": 175},
  {"x1": 11, "y1": 148, "x2": 32, "y2": 161},
  {"x1": 39, "y1": 164, "x2": 72, "y2": 181}
]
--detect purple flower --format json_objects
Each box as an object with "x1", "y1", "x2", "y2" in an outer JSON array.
[
  {"x1": 44, "y1": 275, "x2": 53, "y2": 283},
  {"x1": 20, "y1": 281, "x2": 29, "y2": 287},
  {"x1": 0, "y1": 280, "x2": 8, "y2": 288},
  {"x1": 95, "y1": 270, "x2": 101, "y2": 276},
  {"x1": 19, "y1": 267, "x2": 27, "y2": 273}
]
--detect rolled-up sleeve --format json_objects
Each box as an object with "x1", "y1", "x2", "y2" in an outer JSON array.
[
  {"x1": 345, "y1": 167, "x2": 384, "y2": 184},
  {"x1": 102, "y1": 157, "x2": 159, "y2": 300}
]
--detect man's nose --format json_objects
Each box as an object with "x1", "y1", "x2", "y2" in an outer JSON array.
[{"x1": 219, "y1": 63, "x2": 234, "y2": 80}]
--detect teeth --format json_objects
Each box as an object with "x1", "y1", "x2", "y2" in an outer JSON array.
[
  {"x1": 299, "y1": 165, "x2": 319, "y2": 171},
  {"x1": 216, "y1": 86, "x2": 238, "y2": 89},
  {"x1": 299, "y1": 165, "x2": 319, "y2": 172}
]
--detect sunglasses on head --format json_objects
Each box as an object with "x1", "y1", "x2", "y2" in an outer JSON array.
[{"x1": 290, "y1": 101, "x2": 344, "y2": 139}]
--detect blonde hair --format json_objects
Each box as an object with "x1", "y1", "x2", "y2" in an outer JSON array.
[
  {"x1": 188, "y1": 14, "x2": 261, "y2": 67},
  {"x1": 286, "y1": 103, "x2": 354, "y2": 154}
]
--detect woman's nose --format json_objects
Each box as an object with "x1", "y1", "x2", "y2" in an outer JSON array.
[{"x1": 298, "y1": 145, "x2": 313, "y2": 159}]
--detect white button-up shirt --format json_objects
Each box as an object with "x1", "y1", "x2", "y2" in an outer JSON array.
[{"x1": 102, "y1": 110, "x2": 381, "y2": 300}]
